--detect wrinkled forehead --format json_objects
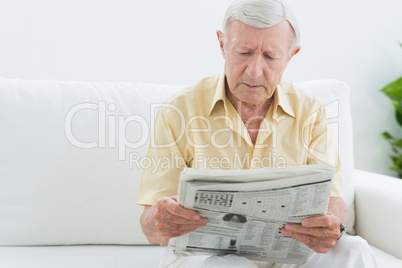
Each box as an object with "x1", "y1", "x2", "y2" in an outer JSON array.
[{"x1": 224, "y1": 20, "x2": 294, "y2": 51}]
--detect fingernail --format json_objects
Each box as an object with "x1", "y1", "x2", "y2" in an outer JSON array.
[
  {"x1": 281, "y1": 229, "x2": 289, "y2": 236},
  {"x1": 193, "y1": 214, "x2": 200, "y2": 220},
  {"x1": 202, "y1": 218, "x2": 208, "y2": 225},
  {"x1": 285, "y1": 224, "x2": 293, "y2": 231},
  {"x1": 302, "y1": 220, "x2": 309, "y2": 227}
]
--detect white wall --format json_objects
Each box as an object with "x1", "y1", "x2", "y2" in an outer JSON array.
[{"x1": 1, "y1": 0, "x2": 401, "y2": 177}]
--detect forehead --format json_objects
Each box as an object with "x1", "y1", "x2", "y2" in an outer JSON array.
[{"x1": 225, "y1": 20, "x2": 293, "y2": 52}]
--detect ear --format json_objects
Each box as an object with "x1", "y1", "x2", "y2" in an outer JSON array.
[
  {"x1": 216, "y1": 30, "x2": 225, "y2": 58},
  {"x1": 289, "y1": 46, "x2": 301, "y2": 61}
]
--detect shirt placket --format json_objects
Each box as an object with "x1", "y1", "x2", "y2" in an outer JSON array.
[{"x1": 252, "y1": 116, "x2": 278, "y2": 169}]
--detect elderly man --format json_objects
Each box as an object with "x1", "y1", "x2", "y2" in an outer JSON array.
[{"x1": 138, "y1": 0, "x2": 377, "y2": 267}]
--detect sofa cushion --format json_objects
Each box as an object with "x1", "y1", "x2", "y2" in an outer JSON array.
[
  {"x1": 354, "y1": 169, "x2": 402, "y2": 259},
  {"x1": 0, "y1": 245, "x2": 165, "y2": 268},
  {"x1": 0, "y1": 77, "x2": 355, "y2": 245}
]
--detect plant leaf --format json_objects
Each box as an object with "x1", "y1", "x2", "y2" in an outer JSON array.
[
  {"x1": 390, "y1": 138, "x2": 402, "y2": 147},
  {"x1": 396, "y1": 109, "x2": 402, "y2": 127},
  {"x1": 381, "y1": 77, "x2": 402, "y2": 100},
  {"x1": 394, "y1": 100, "x2": 402, "y2": 114},
  {"x1": 382, "y1": 131, "x2": 393, "y2": 140},
  {"x1": 390, "y1": 165, "x2": 400, "y2": 171}
]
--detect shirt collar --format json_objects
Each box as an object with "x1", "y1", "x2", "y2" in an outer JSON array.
[
  {"x1": 273, "y1": 83, "x2": 295, "y2": 119},
  {"x1": 208, "y1": 73, "x2": 227, "y2": 116},
  {"x1": 208, "y1": 74, "x2": 295, "y2": 119}
]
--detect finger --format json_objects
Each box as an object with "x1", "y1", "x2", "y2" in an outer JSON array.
[
  {"x1": 282, "y1": 229, "x2": 337, "y2": 251},
  {"x1": 160, "y1": 223, "x2": 205, "y2": 233},
  {"x1": 301, "y1": 215, "x2": 340, "y2": 229},
  {"x1": 157, "y1": 222, "x2": 206, "y2": 237},
  {"x1": 161, "y1": 212, "x2": 208, "y2": 226},
  {"x1": 159, "y1": 236, "x2": 170, "y2": 247},
  {"x1": 155, "y1": 206, "x2": 207, "y2": 225},
  {"x1": 160, "y1": 222, "x2": 207, "y2": 231},
  {"x1": 290, "y1": 231, "x2": 337, "y2": 247},
  {"x1": 157, "y1": 197, "x2": 201, "y2": 220},
  {"x1": 307, "y1": 243, "x2": 332, "y2": 254},
  {"x1": 285, "y1": 223, "x2": 321, "y2": 237},
  {"x1": 285, "y1": 223, "x2": 339, "y2": 239}
]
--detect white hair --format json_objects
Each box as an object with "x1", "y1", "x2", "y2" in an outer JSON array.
[{"x1": 222, "y1": 0, "x2": 300, "y2": 52}]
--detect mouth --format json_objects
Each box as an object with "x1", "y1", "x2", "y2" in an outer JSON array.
[{"x1": 243, "y1": 83, "x2": 263, "y2": 89}]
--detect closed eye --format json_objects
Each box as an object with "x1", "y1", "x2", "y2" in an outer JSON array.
[{"x1": 264, "y1": 54, "x2": 274, "y2": 60}]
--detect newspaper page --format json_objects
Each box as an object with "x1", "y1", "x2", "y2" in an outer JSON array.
[{"x1": 173, "y1": 164, "x2": 335, "y2": 264}]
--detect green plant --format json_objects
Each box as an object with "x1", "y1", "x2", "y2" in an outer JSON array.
[{"x1": 381, "y1": 49, "x2": 402, "y2": 178}]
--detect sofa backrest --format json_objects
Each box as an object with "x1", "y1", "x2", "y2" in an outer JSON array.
[
  {"x1": 0, "y1": 77, "x2": 354, "y2": 246},
  {"x1": 295, "y1": 80, "x2": 355, "y2": 234}
]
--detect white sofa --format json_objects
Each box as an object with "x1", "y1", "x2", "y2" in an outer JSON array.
[{"x1": 0, "y1": 77, "x2": 401, "y2": 267}]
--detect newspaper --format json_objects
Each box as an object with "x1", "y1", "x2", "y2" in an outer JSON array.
[{"x1": 173, "y1": 164, "x2": 335, "y2": 264}]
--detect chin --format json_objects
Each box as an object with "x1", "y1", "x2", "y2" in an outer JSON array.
[{"x1": 240, "y1": 96, "x2": 267, "y2": 106}]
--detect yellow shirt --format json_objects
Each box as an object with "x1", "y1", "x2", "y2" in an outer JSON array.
[{"x1": 137, "y1": 73, "x2": 342, "y2": 206}]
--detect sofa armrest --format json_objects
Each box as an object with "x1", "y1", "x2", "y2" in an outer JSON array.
[{"x1": 354, "y1": 169, "x2": 402, "y2": 260}]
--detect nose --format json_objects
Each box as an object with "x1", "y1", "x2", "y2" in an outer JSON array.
[{"x1": 245, "y1": 54, "x2": 264, "y2": 79}]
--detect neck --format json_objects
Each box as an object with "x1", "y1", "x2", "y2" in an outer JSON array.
[
  {"x1": 226, "y1": 90, "x2": 273, "y2": 123},
  {"x1": 226, "y1": 92, "x2": 273, "y2": 145}
]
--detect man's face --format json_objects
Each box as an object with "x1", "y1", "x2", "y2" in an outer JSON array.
[{"x1": 217, "y1": 20, "x2": 300, "y2": 106}]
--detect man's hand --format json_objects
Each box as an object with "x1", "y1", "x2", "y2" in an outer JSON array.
[
  {"x1": 154, "y1": 196, "x2": 208, "y2": 238},
  {"x1": 281, "y1": 214, "x2": 341, "y2": 253},
  {"x1": 281, "y1": 197, "x2": 348, "y2": 254},
  {"x1": 140, "y1": 196, "x2": 208, "y2": 247}
]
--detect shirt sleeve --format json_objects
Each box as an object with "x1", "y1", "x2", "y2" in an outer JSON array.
[
  {"x1": 306, "y1": 104, "x2": 343, "y2": 198},
  {"x1": 136, "y1": 104, "x2": 191, "y2": 206}
]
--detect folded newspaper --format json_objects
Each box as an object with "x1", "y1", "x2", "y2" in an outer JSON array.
[{"x1": 173, "y1": 164, "x2": 335, "y2": 264}]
